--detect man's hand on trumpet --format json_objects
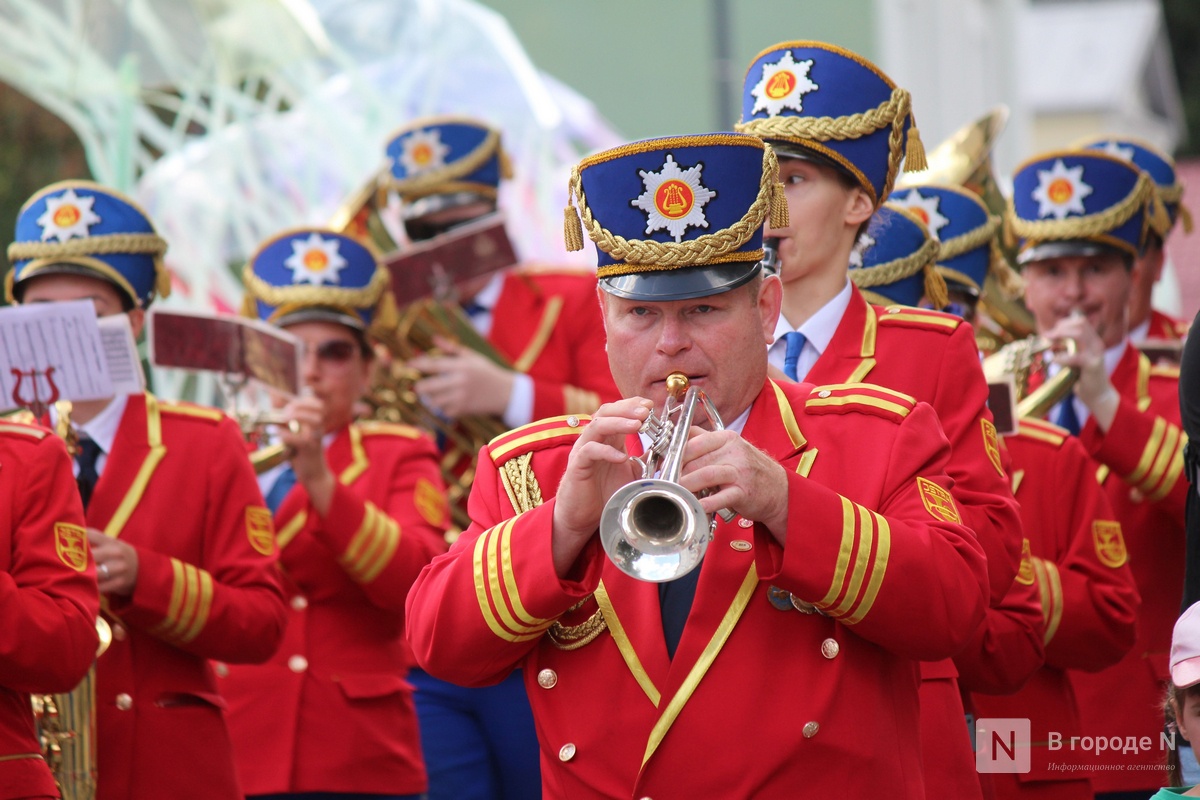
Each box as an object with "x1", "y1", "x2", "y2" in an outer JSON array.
[
  {"x1": 409, "y1": 336, "x2": 516, "y2": 419},
  {"x1": 550, "y1": 398, "x2": 651, "y2": 579},
  {"x1": 1043, "y1": 310, "x2": 1121, "y2": 432},
  {"x1": 276, "y1": 394, "x2": 337, "y2": 517},
  {"x1": 679, "y1": 429, "x2": 790, "y2": 545}
]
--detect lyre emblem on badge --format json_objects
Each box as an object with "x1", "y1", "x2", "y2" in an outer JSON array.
[
  {"x1": 37, "y1": 188, "x2": 102, "y2": 242},
  {"x1": 749, "y1": 51, "x2": 818, "y2": 116},
  {"x1": 1015, "y1": 538, "x2": 1036, "y2": 586},
  {"x1": 630, "y1": 154, "x2": 717, "y2": 242},
  {"x1": 1033, "y1": 159, "x2": 1093, "y2": 221},
  {"x1": 414, "y1": 477, "x2": 448, "y2": 528},
  {"x1": 1092, "y1": 520, "x2": 1127, "y2": 568},
  {"x1": 245, "y1": 506, "x2": 276, "y2": 556},
  {"x1": 981, "y1": 419, "x2": 1005, "y2": 478}
]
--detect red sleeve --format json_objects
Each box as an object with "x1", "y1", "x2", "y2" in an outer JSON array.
[
  {"x1": 307, "y1": 434, "x2": 449, "y2": 611},
  {"x1": 0, "y1": 430, "x2": 99, "y2": 692},
  {"x1": 930, "y1": 322, "x2": 1024, "y2": 605},
  {"x1": 756, "y1": 402, "x2": 990, "y2": 661},
  {"x1": 1038, "y1": 436, "x2": 1140, "y2": 671},
  {"x1": 407, "y1": 445, "x2": 598, "y2": 687},
  {"x1": 953, "y1": 565, "x2": 1045, "y2": 695},
  {"x1": 112, "y1": 417, "x2": 287, "y2": 664},
  {"x1": 1084, "y1": 384, "x2": 1187, "y2": 521}
]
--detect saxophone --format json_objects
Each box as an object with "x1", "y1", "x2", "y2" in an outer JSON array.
[{"x1": 29, "y1": 400, "x2": 112, "y2": 800}]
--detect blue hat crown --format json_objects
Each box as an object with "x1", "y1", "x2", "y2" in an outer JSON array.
[
  {"x1": 888, "y1": 184, "x2": 1001, "y2": 293},
  {"x1": 734, "y1": 41, "x2": 927, "y2": 207},
  {"x1": 564, "y1": 133, "x2": 789, "y2": 277},
  {"x1": 6, "y1": 180, "x2": 169, "y2": 307},
  {"x1": 1078, "y1": 136, "x2": 1191, "y2": 235},
  {"x1": 242, "y1": 228, "x2": 396, "y2": 336},
  {"x1": 382, "y1": 116, "x2": 510, "y2": 201},
  {"x1": 1009, "y1": 150, "x2": 1169, "y2": 260},
  {"x1": 849, "y1": 205, "x2": 945, "y2": 308}
]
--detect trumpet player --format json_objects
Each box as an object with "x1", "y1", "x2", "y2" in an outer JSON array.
[
  {"x1": 219, "y1": 228, "x2": 449, "y2": 800},
  {"x1": 0, "y1": 420, "x2": 98, "y2": 800},
  {"x1": 406, "y1": 133, "x2": 990, "y2": 798},
  {"x1": 1010, "y1": 149, "x2": 1185, "y2": 797},
  {"x1": 5, "y1": 181, "x2": 288, "y2": 800},
  {"x1": 735, "y1": 42, "x2": 1026, "y2": 798}
]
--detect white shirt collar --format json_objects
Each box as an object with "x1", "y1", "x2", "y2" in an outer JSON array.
[
  {"x1": 51, "y1": 395, "x2": 128, "y2": 455},
  {"x1": 470, "y1": 272, "x2": 505, "y2": 310}
]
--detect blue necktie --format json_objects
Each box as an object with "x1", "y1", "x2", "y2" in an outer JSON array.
[
  {"x1": 782, "y1": 331, "x2": 807, "y2": 381},
  {"x1": 1054, "y1": 392, "x2": 1081, "y2": 436},
  {"x1": 265, "y1": 465, "x2": 296, "y2": 514},
  {"x1": 461, "y1": 300, "x2": 487, "y2": 318},
  {"x1": 659, "y1": 566, "x2": 702, "y2": 660},
  {"x1": 75, "y1": 437, "x2": 102, "y2": 511}
]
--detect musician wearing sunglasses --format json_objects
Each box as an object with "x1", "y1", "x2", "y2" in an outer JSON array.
[
  {"x1": 406, "y1": 133, "x2": 990, "y2": 799},
  {"x1": 1010, "y1": 149, "x2": 1186, "y2": 798},
  {"x1": 219, "y1": 227, "x2": 449, "y2": 800},
  {"x1": 5, "y1": 181, "x2": 288, "y2": 800}
]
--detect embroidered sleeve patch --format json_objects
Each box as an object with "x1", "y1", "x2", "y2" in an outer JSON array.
[
  {"x1": 1092, "y1": 520, "x2": 1127, "y2": 568},
  {"x1": 1015, "y1": 538, "x2": 1036, "y2": 586},
  {"x1": 245, "y1": 506, "x2": 276, "y2": 556},
  {"x1": 55, "y1": 522, "x2": 88, "y2": 572},
  {"x1": 916, "y1": 477, "x2": 961, "y2": 524},
  {"x1": 415, "y1": 477, "x2": 448, "y2": 527},
  {"x1": 981, "y1": 419, "x2": 1005, "y2": 478}
]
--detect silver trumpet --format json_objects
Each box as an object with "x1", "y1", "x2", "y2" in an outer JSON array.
[{"x1": 599, "y1": 372, "x2": 731, "y2": 583}]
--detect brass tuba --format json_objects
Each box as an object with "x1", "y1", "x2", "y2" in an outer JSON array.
[
  {"x1": 896, "y1": 106, "x2": 1035, "y2": 351},
  {"x1": 599, "y1": 373, "x2": 731, "y2": 582}
]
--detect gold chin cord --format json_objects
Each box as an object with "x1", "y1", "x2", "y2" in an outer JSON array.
[
  {"x1": 598, "y1": 373, "x2": 732, "y2": 583},
  {"x1": 32, "y1": 399, "x2": 110, "y2": 800},
  {"x1": 982, "y1": 336, "x2": 1080, "y2": 421}
]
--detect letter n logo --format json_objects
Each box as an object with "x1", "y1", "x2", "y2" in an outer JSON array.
[{"x1": 975, "y1": 718, "x2": 1031, "y2": 773}]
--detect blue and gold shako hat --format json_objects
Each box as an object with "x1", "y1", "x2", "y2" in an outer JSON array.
[
  {"x1": 6, "y1": 180, "x2": 170, "y2": 308},
  {"x1": 1009, "y1": 149, "x2": 1169, "y2": 265},
  {"x1": 1077, "y1": 135, "x2": 1192, "y2": 236},
  {"x1": 382, "y1": 116, "x2": 512, "y2": 218},
  {"x1": 849, "y1": 205, "x2": 945, "y2": 308},
  {"x1": 242, "y1": 228, "x2": 397, "y2": 340},
  {"x1": 564, "y1": 133, "x2": 789, "y2": 301},
  {"x1": 888, "y1": 184, "x2": 1021, "y2": 298},
  {"x1": 734, "y1": 41, "x2": 927, "y2": 208}
]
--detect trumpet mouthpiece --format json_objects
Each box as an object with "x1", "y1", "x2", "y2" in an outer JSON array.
[{"x1": 665, "y1": 372, "x2": 689, "y2": 397}]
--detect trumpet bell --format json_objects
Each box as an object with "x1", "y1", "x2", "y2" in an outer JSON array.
[{"x1": 599, "y1": 478, "x2": 711, "y2": 583}]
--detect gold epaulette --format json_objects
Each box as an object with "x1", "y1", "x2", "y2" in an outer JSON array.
[
  {"x1": 876, "y1": 305, "x2": 962, "y2": 334},
  {"x1": 1150, "y1": 364, "x2": 1181, "y2": 380},
  {"x1": 805, "y1": 383, "x2": 916, "y2": 422},
  {"x1": 2, "y1": 409, "x2": 38, "y2": 425},
  {"x1": 1016, "y1": 418, "x2": 1069, "y2": 447},
  {"x1": 0, "y1": 420, "x2": 49, "y2": 440},
  {"x1": 159, "y1": 401, "x2": 225, "y2": 424},
  {"x1": 488, "y1": 414, "x2": 590, "y2": 465},
  {"x1": 356, "y1": 420, "x2": 422, "y2": 439}
]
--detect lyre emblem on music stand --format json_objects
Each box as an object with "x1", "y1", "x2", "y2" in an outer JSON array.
[{"x1": 11, "y1": 366, "x2": 61, "y2": 419}]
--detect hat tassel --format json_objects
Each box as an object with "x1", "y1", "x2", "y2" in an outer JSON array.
[
  {"x1": 154, "y1": 263, "x2": 173, "y2": 302},
  {"x1": 769, "y1": 181, "x2": 790, "y2": 229},
  {"x1": 1180, "y1": 203, "x2": 1194, "y2": 235},
  {"x1": 499, "y1": 149, "x2": 514, "y2": 181},
  {"x1": 924, "y1": 265, "x2": 948, "y2": 310},
  {"x1": 564, "y1": 199, "x2": 585, "y2": 252},
  {"x1": 905, "y1": 120, "x2": 928, "y2": 173},
  {"x1": 240, "y1": 291, "x2": 259, "y2": 320},
  {"x1": 1149, "y1": 193, "x2": 1172, "y2": 238}
]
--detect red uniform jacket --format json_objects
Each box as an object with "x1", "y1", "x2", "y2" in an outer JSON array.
[
  {"x1": 407, "y1": 379, "x2": 990, "y2": 799},
  {"x1": 487, "y1": 269, "x2": 619, "y2": 420},
  {"x1": 806, "y1": 289, "x2": 1028, "y2": 798},
  {"x1": 1144, "y1": 307, "x2": 1189, "y2": 342},
  {"x1": 220, "y1": 421, "x2": 448, "y2": 795},
  {"x1": 0, "y1": 422, "x2": 98, "y2": 799},
  {"x1": 88, "y1": 395, "x2": 287, "y2": 800},
  {"x1": 1068, "y1": 344, "x2": 1185, "y2": 792},
  {"x1": 967, "y1": 419, "x2": 1139, "y2": 800}
]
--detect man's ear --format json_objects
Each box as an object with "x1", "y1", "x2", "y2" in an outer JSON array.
[
  {"x1": 127, "y1": 307, "x2": 146, "y2": 340},
  {"x1": 846, "y1": 188, "x2": 874, "y2": 227}
]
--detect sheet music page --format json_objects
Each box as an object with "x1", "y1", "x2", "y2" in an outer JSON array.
[
  {"x1": 97, "y1": 315, "x2": 146, "y2": 395},
  {"x1": 0, "y1": 300, "x2": 114, "y2": 411}
]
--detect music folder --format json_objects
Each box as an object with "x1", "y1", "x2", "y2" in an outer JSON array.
[
  {"x1": 147, "y1": 308, "x2": 302, "y2": 397},
  {"x1": 0, "y1": 300, "x2": 144, "y2": 414},
  {"x1": 383, "y1": 212, "x2": 519, "y2": 304}
]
